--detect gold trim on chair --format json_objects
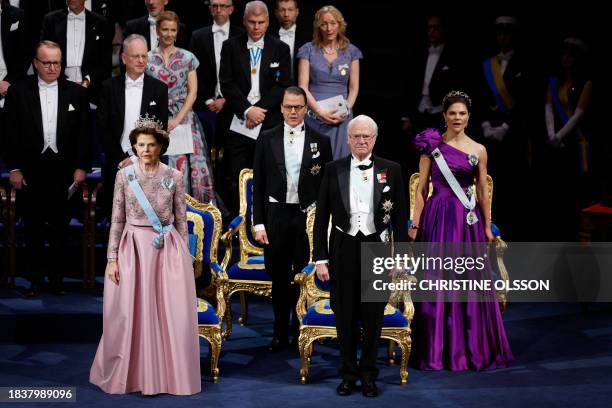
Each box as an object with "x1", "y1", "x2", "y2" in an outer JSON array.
[
  {"x1": 186, "y1": 194, "x2": 227, "y2": 383},
  {"x1": 295, "y1": 206, "x2": 414, "y2": 385},
  {"x1": 220, "y1": 168, "x2": 272, "y2": 339}
]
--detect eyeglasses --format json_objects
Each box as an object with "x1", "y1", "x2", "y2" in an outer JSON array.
[
  {"x1": 125, "y1": 53, "x2": 148, "y2": 61},
  {"x1": 35, "y1": 58, "x2": 61, "y2": 69},
  {"x1": 210, "y1": 4, "x2": 231, "y2": 10},
  {"x1": 350, "y1": 134, "x2": 375, "y2": 141},
  {"x1": 282, "y1": 104, "x2": 306, "y2": 112}
]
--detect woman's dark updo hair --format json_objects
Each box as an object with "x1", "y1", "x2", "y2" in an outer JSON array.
[
  {"x1": 443, "y1": 90, "x2": 472, "y2": 113},
  {"x1": 129, "y1": 126, "x2": 170, "y2": 155}
]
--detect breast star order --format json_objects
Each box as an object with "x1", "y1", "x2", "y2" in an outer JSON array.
[
  {"x1": 382, "y1": 199, "x2": 394, "y2": 212},
  {"x1": 310, "y1": 164, "x2": 321, "y2": 175}
]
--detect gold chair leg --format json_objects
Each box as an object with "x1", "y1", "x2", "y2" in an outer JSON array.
[
  {"x1": 397, "y1": 333, "x2": 411, "y2": 385},
  {"x1": 388, "y1": 339, "x2": 396, "y2": 365},
  {"x1": 298, "y1": 332, "x2": 313, "y2": 384},
  {"x1": 222, "y1": 300, "x2": 233, "y2": 340},
  {"x1": 209, "y1": 328, "x2": 222, "y2": 383},
  {"x1": 238, "y1": 291, "x2": 248, "y2": 325}
]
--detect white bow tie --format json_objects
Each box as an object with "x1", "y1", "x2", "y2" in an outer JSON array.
[
  {"x1": 247, "y1": 39, "x2": 264, "y2": 49},
  {"x1": 212, "y1": 25, "x2": 227, "y2": 35},
  {"x1": 148, "y1": 15, "x2": 156, "y2": 25},
  {"x1": 285, "y1": 124, "x2": 304, "y2": 134},
  {"x1": 68, "y1": 12, "x2": 85, "y2": 21},
  {"x1": 126, "y1": 80, "x2": 143, "y2": 89},
  {"x1": 39, "y1": 81, "x2": 58, "y2": 89},
  {"x1": 279, "y1": 28, "x2": 294, "y2": 38}
]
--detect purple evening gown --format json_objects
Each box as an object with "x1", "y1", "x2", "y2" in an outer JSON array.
[{"x1": 412, "y1": 128, "x2": 513, "y2": 371}]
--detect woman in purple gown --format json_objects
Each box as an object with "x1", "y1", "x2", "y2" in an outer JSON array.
[{"x1": 410, "y1": 91, "x2": 513, "y2": 371}]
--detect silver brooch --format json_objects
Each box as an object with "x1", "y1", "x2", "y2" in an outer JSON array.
[
  {"x1": 468, "y1": 153, "x2": 479, "y2": 166},
  {"x1": 161, "y1": 176, "x2": 175, "y2": 190},
  {"x1": 383, "y1": 214, "x2": 391, "y2": 224},
  {"x1": 310, "y1": 164, "x2": 321, "y2": 176},
  {"x1": 127, "y1": 174, "x2": 135, "y2": 182}
]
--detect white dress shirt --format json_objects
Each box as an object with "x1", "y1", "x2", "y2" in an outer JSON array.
[
  {"x1": 212, "y1": 21, "x2": 230, "y2": 99},
  {"x1": 253, "y1": 121, "x2": 305, "y2": 233},
  {"x1": 9, "y1": 1, "x2": 20, "y2": 7},
  {"x1": 279, "y1": 24, "x2": 296, "y2": 60},
  {"x1": 347, "y1": 155, "x2": 375, "y2": 236},
  {"x1": 497, "y1": 50, "x2": 514, "y2": 75},
  {"x1": 121, "y1": 74, "x2": 144, "y2": 153},
  {"x1": 0, "y1": 6, "x2": 8, "y2": 83},
  {"x1": 85, "y1": 0, "x2": 92, "y2": 11},
  {"x1": 418, "y1": 43, "x2": 444, "y2": 114},
  {"x1": 283, "y1": 122, "x2": 305, "y2": 204},
  {"x1": 244, "y1": 37, "x2": 264, "y2": 117},
  {"x1": 148, "y1": 14, "x2": 158, "y2": 50},
  {"x1": 65, "y1": 9, "x2": 86, "y2": 83},
  {"x1": 39, "y1": 78, "x2": 59, "y2": 154}
]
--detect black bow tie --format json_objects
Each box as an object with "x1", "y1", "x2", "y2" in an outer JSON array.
[{"x1": 357, "y1": 162, "x2": 373, "y2": 171}]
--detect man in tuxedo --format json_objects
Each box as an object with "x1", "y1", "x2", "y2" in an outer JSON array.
[
  {"x1": 1, "y1": 1, "x2": 28, "y2": 153},
  {"x1": 41, "y1": 0, "x2": 112, "y2": 105},
  {"x1": 478, "y1": 16, "x2": 532, "y2": 240},
  {"x1": 401, "y1": 15, "x2": 463, "y2": 134},
  {"x1": 272, "y1": 0, "x2": 310, "y2": 82},
  {"x1": 97, "y1": 33, "x2": 167, "y2": 216},
  {"x1": 4, "y1": 40, "x2": 91, "y2": 296},
  {"x1": 253, "y1": 86, "x2": 332, "y2": 351},
  {"x1": 313, "y1": 115, "x2": 407, "y2": 397},
  {"x1": 219, "y1": 0, "x2": 291, "y2": 214},
  {"x1": 123, "y1": 0, "x2": 189, "y2": 51}
]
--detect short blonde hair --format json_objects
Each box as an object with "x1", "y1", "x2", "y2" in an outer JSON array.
[{"x1": 312, "y1": 5, "x2": 349, "y2": 51}]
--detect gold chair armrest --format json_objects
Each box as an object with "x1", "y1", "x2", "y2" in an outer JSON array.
[
  {"x1": 220, "y1": 215, "x2": 244, "y2": 271},
  {"x1": 294, "y1": 271, "x2": 309, "y2": 322},
  {"x1": 494, "y1": 236, "x2": 509, "y2": 313},
  {"x1": 211, "y1": 262, "x2": 229, "y2": 319}
]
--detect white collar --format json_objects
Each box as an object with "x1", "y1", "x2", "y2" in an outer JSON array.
[
  {"x1": 284, "y1": 121, "x2": 305, "y2": 134},
  {"x1": 38, "y1": 77, "x2": 58, "y2": 88},
  {"x1": 68, "y1": 8, "x2": 86, "y2": 18},
  {"x1": 279, "y1": 24, "x2": 296, "y2": 34},
  {"x1": 125, "y1": 73, "x2": 145, "y2": 83},
  {"x1": 351, "y1": 154, "x2": 373, "y2": 167},
  {"x1": 212, "y1": 21, "x2": 230, "y2": 33}
]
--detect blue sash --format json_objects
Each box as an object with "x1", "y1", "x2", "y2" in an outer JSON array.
[
  {"x1": 549, "y1": 76, "x2": 570, "y2": 124},
  {"x1": 483, "y1": 58, "x2": 513, "y2": 113},
  {"x1": 124, "y1": 165, "x2": 173, "y2": 248}
]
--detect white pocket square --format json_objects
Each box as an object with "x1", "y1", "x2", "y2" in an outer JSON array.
[
  {"x1": 269, "y1": 62, "x2": 279, "y2": 68},
  {"x1": 68, "y1": 104, "x2": 75, "y2": 111},
  {"x1": 149, "y1": 100, "x2": 157, "y2": 106},
  {"x1": 383, "y1": 186, "x2": 390, "y2": 193},
  {"x1": 96, "y1": 35, "x2": 100, "y2": 40},
  {"x1": 10, "y1": 21, "x2": 20, "y2": 31},
  {"x1": 442, "y1": 65, "x2": 450, "y2": 71}
]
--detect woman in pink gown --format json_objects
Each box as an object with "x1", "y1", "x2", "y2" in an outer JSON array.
[{"x1": 90, "y1": 122, "x2": 201, "y2": 395}]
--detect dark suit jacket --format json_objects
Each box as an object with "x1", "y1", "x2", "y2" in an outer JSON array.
[
  {"x1": 269, "y1": 23, "x2": 311, "y2": 83},
  {"x1": 1, "y1": 4, "x2": 28, "y2": 83},
  {"x1": 97, "y1": 74, "x2": 168, "y2": 167},
  {"x1": 40, "y1": 9, "x2": 112, "y2": 103},
  {"x1": 124, "y1": 15, "x2": 190, "y2": 50},
  {"x1": 253, "y1": 122, "x2": 332, "y2": 226},
  {"x1": 313, "y1": 155, "x2": 408, "y2": 262},
  {"x1": 189, "y1": 23, "x2": 244, "y2": 111},
  {"x1": 404, "y1": 42, "x2": 463, "y2": 119},
  {"x1": 478, "y1": 51, "x2": 528, "y2": 130},
  {"x1": 219, "y1": 32, "x2": 291, "y2": 130},
  {"x1": 4, "y1": 76, "x2": 91, "y2": 174}
]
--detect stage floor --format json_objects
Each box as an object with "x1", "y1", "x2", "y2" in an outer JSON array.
[{"x1": 1, "y1": 280, "x2": 612, "y2": 407}]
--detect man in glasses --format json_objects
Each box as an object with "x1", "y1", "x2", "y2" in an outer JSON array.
[
  {"x1": 97, "y1": 33, "x2": 168, "y2": 217},
  {"x1": 253, "y1": 85, "x2": 331, "y2": 351},
  {"x1": 4, "y1": 40, "x2": 91, "y2": 296},
  {"x1": 313, "y1": 115, "x2": 407, "y2": 397},
  {"x1": 190, "y1": 0, "x2": 243, "y2": 214}
]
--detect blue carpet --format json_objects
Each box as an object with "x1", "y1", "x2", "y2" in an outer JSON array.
[{"x1": 1, "y1": 284, "x2": 612, "y2": 407}]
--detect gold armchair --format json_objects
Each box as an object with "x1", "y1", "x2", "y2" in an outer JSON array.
[
  {"x1": 219, "y1": 168, "x2": 271, "y2": 339},
  {"x1": 408, "y1": 173, "x2": 510, "y2": 312},
  {"x1": 294, "y1": 208, "x2": 415, "y2": 385},
  {"x1": 186, "y1": 194, "x2": 228, "y2": 382}
]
